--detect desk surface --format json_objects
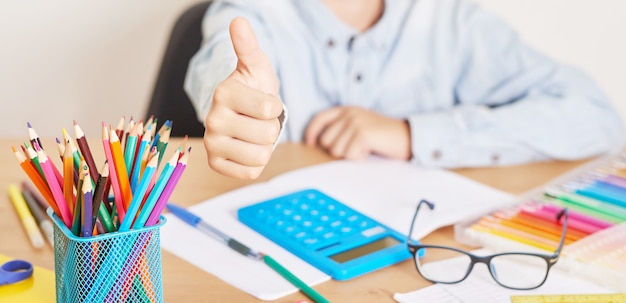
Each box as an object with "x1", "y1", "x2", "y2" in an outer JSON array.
[{"x1": 0, "y1": 137, "x2": 588, "y2": 302}]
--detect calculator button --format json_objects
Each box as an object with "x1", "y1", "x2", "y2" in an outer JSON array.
[
  {"x1": 284, "y1": 226, "x2": 298, "y2": 234},
  {"x1": 361, "y1": 226, "x2": 385, "y2": 237},
  {"x1": 340, "y1": 226, "x2": 353, "y2": 234},
  {"x1": 312, "y1": 226, "x2": 325, "y2": 233},
  {"x1": 294, "y1": 231, "x2": 307, "y2": 239},
  {"x1": 330, "y1": 220, "x2": 342, "y2": 228},
  {"x1": 303, "y1": 238, "x2": 319, "y2": 246}
]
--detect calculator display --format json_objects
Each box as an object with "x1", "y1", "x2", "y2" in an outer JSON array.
[
  {"x1": 238, "y1": 188, "x2": 412, "y2": 280},
  {"x1": 329, "y1": 236, "x2": 401, "y2": 263}
]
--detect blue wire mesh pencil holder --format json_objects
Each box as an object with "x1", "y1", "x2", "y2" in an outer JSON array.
[{"x1": 47, "y1": 208, "x2": 166, "y2": 303}]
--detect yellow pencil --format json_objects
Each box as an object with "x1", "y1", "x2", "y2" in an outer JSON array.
[{"x1": 8, "y1": 184, "x2": 45, "y2": 249}]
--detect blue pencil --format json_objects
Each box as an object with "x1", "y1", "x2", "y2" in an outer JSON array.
[
  {"x1": 118, "y1": 154, "x2": 158, "y2": 232},
  {"x1": 132, "y1": 149, "x2": 179, "y2": 229}
]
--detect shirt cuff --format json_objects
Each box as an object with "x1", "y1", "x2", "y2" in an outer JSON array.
[{"x1": 407, "y1": 110, "x2": 464, "y2": 167}]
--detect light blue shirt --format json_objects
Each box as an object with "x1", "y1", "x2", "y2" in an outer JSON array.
[{"x1": 185, "y1": 0, "x2": 625, "y2": 168}]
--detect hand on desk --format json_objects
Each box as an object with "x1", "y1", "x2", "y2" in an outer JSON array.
[
  {"x1": 306, "y1": 106, "x2": 412, "y2": 161},
  {"x1": 204, "y1": 17, "x2": 283, "y2": 179}
]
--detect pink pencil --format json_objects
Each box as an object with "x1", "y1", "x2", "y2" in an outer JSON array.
[
  {"x1": 102, "y1": 122, "x2": 126, "y2": 222},
  {"x1": 37, "y1": 149, "x2": 72, "y2": 228},
  {"x1": 145, "y1": 150, "x2": 189, "y2": 226}
]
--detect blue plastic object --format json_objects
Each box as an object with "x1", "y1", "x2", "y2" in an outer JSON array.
[
  {"x1": 238, "y1": 188, "x2": 411, "y2": 280},
  {"x1": 47, "y1": 208, "x2": 165, "y2": 303}
]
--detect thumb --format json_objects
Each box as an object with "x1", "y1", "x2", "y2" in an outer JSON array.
[{"x1": 230, "y1": 17, "x2": 270, "y2": 77}]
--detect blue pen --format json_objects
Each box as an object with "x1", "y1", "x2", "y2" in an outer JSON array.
[
  {"x1": 166, "y1": 203, "x2": 331, "y2": 303},
  {"x1": 166, "y1": 203, "x2": 261, "y2": 259}
]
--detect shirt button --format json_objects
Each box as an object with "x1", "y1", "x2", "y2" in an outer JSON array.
[
  {"x1": 355, "y1": 73, "x2": 362, "y2": 82},
  {"x1": 432, "y1": 150, "x2": 442, "y2": 160},
  {"x1": 491, "y1": 153, "x2": 500, "y2": 164},
  {"x1": 327, "y1": 39, "x2": 335, "y2": 48}
]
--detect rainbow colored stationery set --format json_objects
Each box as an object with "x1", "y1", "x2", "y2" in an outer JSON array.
[
  {"x1": 457, "y1": 152, "x2": 626, "y2": 292},
  {"x1": 12, "y1": 116, "x2": 188, "y2": 303}
]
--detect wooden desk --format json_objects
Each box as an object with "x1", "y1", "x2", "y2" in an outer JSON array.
[{"x1": 0, "y1": 137, "x2": 588, "y2": 302}]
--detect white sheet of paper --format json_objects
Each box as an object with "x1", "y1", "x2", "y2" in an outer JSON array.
[
  {"x1": 161, "y1": 158, "x2": 515, "y2": 300},
  {"x1": 393, "y1": 249, "x2": 613, "y2": 303}
]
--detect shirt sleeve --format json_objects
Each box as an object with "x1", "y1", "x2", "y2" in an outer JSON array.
[
  {"x1": 408, "y1": 1, "x2": 625, "y2": 168},
  {"x1": 183, "y1": 1, "x2": 276, "y2": 125}
]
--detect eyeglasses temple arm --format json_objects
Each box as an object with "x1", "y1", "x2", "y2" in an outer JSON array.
[
  {"x1": 407, "y1": 199, "x2": 435, "y2": 244},
  {"x1": 554, "y1": 208, "x2": 569, "y2": 256}
]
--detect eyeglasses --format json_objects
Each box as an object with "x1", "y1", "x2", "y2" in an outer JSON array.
[{"x1": 406, "y1": 200, "x2": 568, "y2": 290}]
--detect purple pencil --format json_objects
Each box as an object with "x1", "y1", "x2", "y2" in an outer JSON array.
[
  {"x1": 144, "y1": 150, "x2": 189, "y2": 226},
  {"x1": 81, "y1": 172, "x2": 94, "y2": 237}
]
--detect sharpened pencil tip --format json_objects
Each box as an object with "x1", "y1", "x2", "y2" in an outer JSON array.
[
  {"x1": 27, "y1": 122, "x2": 32, "y2": 128},
  {"x1": 56, "y1": 138, "x2": 61, "y2": 144}
]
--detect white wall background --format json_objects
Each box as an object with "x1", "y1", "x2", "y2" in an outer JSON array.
[{"x1": 0, "y1": 0, "x2": 624, "y2": 138}]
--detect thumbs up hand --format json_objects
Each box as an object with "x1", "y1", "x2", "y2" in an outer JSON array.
[{"x1": 203, "y1": 17, "x2": 284, "y2": 179}]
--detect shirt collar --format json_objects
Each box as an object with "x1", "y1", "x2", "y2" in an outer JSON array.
[{"x1": 293, "y1": 0, "x2": 409, "y2": 52}]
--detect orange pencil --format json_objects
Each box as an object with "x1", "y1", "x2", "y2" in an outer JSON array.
[
  {"x1": 63, "y1": 139, "x2": 76, "y2": 214},
  {"x1": 12, "y1": 146, "x2": 61, "y2": 218},
  {"x1": 481, "y1": 215, "x2": 563, "y2": 244},
  {"x1": 109, "y1": 126, "x2": 133, "y2": 211},
  {"x1": 102, "y1": 122, "x2": 126, "y2": 222}
]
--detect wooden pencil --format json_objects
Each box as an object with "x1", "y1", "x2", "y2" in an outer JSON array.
[
  {"x1": 37, "y1": 148, "x2": 73, "y2": 228},
  {"x1": 102, "y1": 122, "x2": 126, "y2": 222},
  {"x1": 81, "y1": 170, "x2": 94, "y2": 237},
  {"x1": 27, "y1": 122, "x2": 43, "y2": 150},
  {"x1": 119, "y1": 153, "x2": 158, "y2": 232},
  {"x1": 109, "y1": 126, "x2": 133, "y2": 211},
  {"x1": 74, "y1": 120, "x2": 99, "y2": 184},
  {"x1": 63, "y1": 139, "x2": 76, "y2": 214},
  {"x1": 145, "y1": 149, "x2": 189, "y2": 226},
  {"x1": 12, "y1": 146, "x2": 61, "y2": 218}
]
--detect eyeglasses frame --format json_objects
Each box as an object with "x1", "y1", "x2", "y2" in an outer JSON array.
[{"x1": 406, "y1": 199, "x2": 568, "y2": 290}]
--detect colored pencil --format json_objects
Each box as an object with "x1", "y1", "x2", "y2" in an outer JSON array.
[
  {"x1": 119, "y1": 153, "x2": 158, "y2": 232},
  {"x1": 8, "y1": 184, "x2": 45, "y2": 249},
  {"x1": 12, "y1": 146, "x2": 61, "y2": 218},
  {"x1": 102, "y1": 122, "x2": 126, "y2": 222},
  {"x1": 145, "y1": 150, "x2": 189, "y2": 226},
  {"x1": 115, "y1": 116, "x2": 125, "y2": 141},
  {"x1": 133, "y1": 149, "x2": 179, "y2": 229},
  {"x1": 22, "y1": 187, "x2": 55, "y2": 245},
  {"x1": 124, "y1": 121, "x2": 139, "y2": 179},
  {"x1": 74, "y1": 120, "x2": 99, "y2": 184},
  {"x1": 72, "y1": 160, "x2": 88, "y2": 236},
  {"x1": 37, "y1": 148, "x2": 73, "y2": 228},
  {"x1": 130, "y1": 124, "x2": 152, "y2": 192},
  {"x1": 81, "y1": 171, "x2": 94, "y2": 237},
  {"x1": 155, "y1": 122, "x2": 171, "y2": 165},
  {"x1": 27, "y1": 122, "x2": 43, "y2": 150},
  {"x1": 63, "y1": 139, "x2": 76, "y2": 214},
  {"x1": 109, "y1": 126, "x2": 133, "y2": 211},
  {"x1": 92, "y1": 161, "x2": 109, "y2": 228}
]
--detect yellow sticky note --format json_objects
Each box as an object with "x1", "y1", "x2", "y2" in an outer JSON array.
[{"x1": 0, "y1": 254, "x2": 55, "y2": 303}]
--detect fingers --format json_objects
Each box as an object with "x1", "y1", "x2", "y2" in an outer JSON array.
[
  {"x1": 204, "y1": 133, "x2": 274, "y2": 179},
  {"x1": 229, "y1": 17, "x2": 275, "y2": 90},
  {"x1": 213, "y1": 78, "x2": 283, "y2": 121},
  {"x1": 304, "y1": 107, "x2": 342, "y2": 147}
]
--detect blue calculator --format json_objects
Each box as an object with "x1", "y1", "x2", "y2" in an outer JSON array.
[{"x1": 237, "y1": 188, "x2": 411, "y2": 280}]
